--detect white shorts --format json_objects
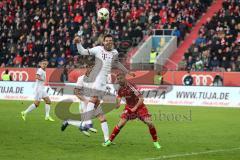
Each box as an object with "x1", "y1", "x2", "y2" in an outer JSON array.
[
  {"x1": 82, "y1": 82, "x2": 107, "y2": 99},
  {"x1": 79, "y1": 99, "x2": 88, "y2": 113},
  {"x1": 92, "y1": 81, "x2": 106, "y2": 91},
  {"x1": 80, "y1": 105, "x2": 104, "y2": 121},
  {"x1": 34, "y1": 89, "x2": 49, "y2": 101},
  {"x1": 91, "y1": 82, "x2": 107, "y2": 99}
]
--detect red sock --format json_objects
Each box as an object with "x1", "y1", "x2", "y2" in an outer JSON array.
[
  {"x1": 149, "y1": 126, "x2": 158, "y2": 142},
  {"x1": 109, "y1": 126, "x2": 120, "y2": 141}
]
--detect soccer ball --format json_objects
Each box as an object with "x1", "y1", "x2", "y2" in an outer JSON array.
[{"x1": 97, "y1": 8, "x2": 109, "y2": 21}]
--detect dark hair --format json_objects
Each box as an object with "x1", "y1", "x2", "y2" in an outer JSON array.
[
  {"x1": 5, "y1": 69, "x2": 9, "y2": 74},
  {"x1": 117, "y1": 72, "x2": 125, "y2": 77},
  {"x1": 103, "y1": 34, "x2": 113, "y2": 41},
  {"x1": 41, "y1": 59, "x2": 48, "y2": 62}
]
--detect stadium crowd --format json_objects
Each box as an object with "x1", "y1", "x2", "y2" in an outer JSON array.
[
  {"x1": 0, "y1": 0, "x2": 212, "y2": 69},
  {"x1": 181, "y1": 0, "x2": 240, "y2": 72}
]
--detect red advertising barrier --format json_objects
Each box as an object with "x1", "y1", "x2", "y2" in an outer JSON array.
[
  {"x1": 0, "y1": 68, "x2": 154, "y2": 84},
  {"x1": 0, "y1": 68, "x2": 63, "y2": 82},
  {"x1": 1, "y1": 68, "x2": 240, "y2": 86},
  {"x1": 163, "y1": 71, "x2": 240, "y2": 86}
]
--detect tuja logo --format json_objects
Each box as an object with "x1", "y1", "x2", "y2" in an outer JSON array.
[{"x1": 182, "y1": 74, "x2": 214, "y2": 86}]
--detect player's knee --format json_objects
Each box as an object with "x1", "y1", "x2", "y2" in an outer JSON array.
[
  {"x1": 117, "y1": 122, "x2": 126, "y2": 129},
  {"x1": 99, "y1": 115, "x2": 106, "y2": 122},
  {"x1": 45, "y1": 100, "x2": 51, "y2": 104},
  {"x1": 100, "y1": 119, "x2": 107, "y2": 123},
  {"x1": 118, "y1": 119, "x2": 127, "y2": 128},
  {"x1": 146, "y1": 121, "x2": 154, "y2": 128},
  {"x1": 34, "y1": 102, "x2": 40, "y2": 107}
]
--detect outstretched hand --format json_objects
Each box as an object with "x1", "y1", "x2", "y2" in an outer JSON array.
[{"x1": 73, "y1": 36, "x2": 81, "y2": 44}]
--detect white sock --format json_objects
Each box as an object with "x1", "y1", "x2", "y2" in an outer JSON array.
[
  {"x1": 79, "y1": 103, "x2": 82, "y2": 113},
  {"x1": 101, "y1": 121, "x2": 109, "y2": 142},
  {"x1": 24, "y1": 103, "x2": 36, "y2": 114},
  {"x1": 67, "y1": 120, "x2": 82, "y2": 128},
  {"x1": 84, "y1": 120, "x2": 92, "y2": 125},
  {"x1": 45, "y1": 104, "x2": 50, "y2": 117},
  {"x1": 81, "y1": 102, "x2": 95, "y2": 123}
]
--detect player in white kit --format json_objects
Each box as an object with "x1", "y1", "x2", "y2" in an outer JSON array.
[
  {"x1": 61, "y1": 66, "x2": 111, "y2": 141},
  {"x1": 21, "y1": 59, "x2": 54, "y2": 122},
  {"x1": 73, "y1": 34, "x2": 134, "y2": 143},
  {"x1": 61, "y1": 66, "x2": 97, "y2": 136}
]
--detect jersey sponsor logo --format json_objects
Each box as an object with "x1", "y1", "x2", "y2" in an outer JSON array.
[
  {"x1": 182, "y1": 74, "x2": 214, "y2": 86},
  {"x1": 102, "y1": 53, "x2": 107, "y2": 60},
  {"x1": 101, "y1": 49, "x2": 114, "y2": 61},
  {"x1": 1, "y1": 71, "x2": 29, "y2": 81}
]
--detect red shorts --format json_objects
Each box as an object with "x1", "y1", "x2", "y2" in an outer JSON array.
[{"x1": 120, "y1": 104, "x2": 151, "y2": 120}]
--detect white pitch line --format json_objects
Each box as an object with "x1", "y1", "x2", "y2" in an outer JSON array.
[{"x1": 142, "y1": 147, "x2": 240, "y2": 160}]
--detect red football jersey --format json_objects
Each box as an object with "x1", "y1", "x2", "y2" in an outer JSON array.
[{"x1": 117, "y1": 82, "x2": 142, "y2": 107}]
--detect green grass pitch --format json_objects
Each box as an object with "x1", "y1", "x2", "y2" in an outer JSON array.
[{"x1": 0, "y1": 100, "x2": 240, "y2": 160}]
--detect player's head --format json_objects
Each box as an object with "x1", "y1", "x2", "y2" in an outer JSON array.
[
  {"x1": 5, "y1": 69, "x2": 9, "y2": 74},
  {"x1": 39, "y1": 59, "x2": 48, "y2": 70},
  {"x1": 103, "y1": 34, "x2": 113, "y2": 51},
  {"x1": 117, "y1": 73, "x2": 126, "y2": 86}
]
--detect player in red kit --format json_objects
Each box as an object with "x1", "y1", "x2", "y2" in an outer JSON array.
[{"x1": 102, "y1": 73, "x2": 161, "y2": 149}]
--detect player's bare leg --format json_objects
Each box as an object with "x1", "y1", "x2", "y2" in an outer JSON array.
[
  {"x1": 21, "y1": 100, "x2": 40, "y2": 121},
  {"x1": 142, "y1": 117, "x2": 161, "y2": 149},
  {"x1": 97, "y1": 114, "x2": 110, "y2": 143},
  {"x1": 43, "y1": 97, "x2": 55, "y2": 122},
  {"x1": 102, "y1": 118, "x2": 128, "y2": 147}
]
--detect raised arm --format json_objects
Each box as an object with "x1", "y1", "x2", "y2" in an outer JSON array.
[
  {"x1": 76, "y1": 43, "x2": 90, "y2": 55},
  {"x1": 74, "y1": 36, "x2": 96, "y2": 56}
]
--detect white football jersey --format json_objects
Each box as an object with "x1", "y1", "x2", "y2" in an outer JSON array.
[
  {"x1": 35, "y1": 68, "x2": 46, "y2": 90},
  {"x1": 87, "y1": 46, "x2": 118, "y2": 85},
  {"x1": 76, "y1": 75, "x2": 87, "y2": 88},
  {"x1": 76, "y1": 75, "x2": 91, "y2": 97}
]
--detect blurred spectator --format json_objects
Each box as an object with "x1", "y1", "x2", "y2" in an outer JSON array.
[
  {"x1": 1, "y1": 69, "x2": 12, "y2": 81},
  {"x1": 221, "y1": 56, "x2": 229, "y2": 71},
  {"x1": 186, "y1": 56, "x2": 195, "y2": 70},
  {"x1": 213, "y1": 74, "x2": 223, "y2": 86},
  {"x1": 209, "y1": 56, "x2": 220, "y2": 71},
  {"x1": 193, "y1": 57, "x2": 204, "y2": 71},
  {"x1": 154, "y1": 71, "x2": 163, "y2": 85},
  {"x1": 149, "y1": 48, "x2": 158, "y2": 64},
  {"x1": 235, "y1": 56, "x2": 240, "y2": 71},
  {"x1": 0, "y1": 0, "x2": 212, "y2": 69},
  {"x1": 183, "y1": 71, "x2": 193, "y2": 86},
  {"x1": 178, "y1": 56, "x2": 187, "y2": 71},
  {"x1": 183, "y1": 0, "x2": 240, "y2": 72},
  {"x1": 60, "y1": 66, "x2": 68, "y2": 83}
]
